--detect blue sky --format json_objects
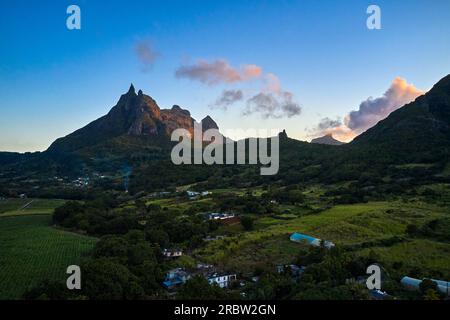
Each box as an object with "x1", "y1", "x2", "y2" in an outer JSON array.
[{"x1": 1, "y1": 0, "x2": 450, "y2": 152}]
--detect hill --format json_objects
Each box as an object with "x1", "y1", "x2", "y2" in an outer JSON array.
[
  {"x1": 350, "y1": 74, "x2": 450, "y2": 163},
  {"x1": 0, "y1": 74, "x2": 449, "y2": 196},
  {"x1": 311, "y1": 134, "x2": 345, "y2": 146}
]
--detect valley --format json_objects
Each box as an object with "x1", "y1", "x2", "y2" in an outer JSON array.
[{"x1": 0, "y1": 74, "x2": 449, "y2": 300}]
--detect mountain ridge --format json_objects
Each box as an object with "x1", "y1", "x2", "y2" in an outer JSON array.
[
  {"x1": 311, "y1": 134, "x2": 345, "y2": 146},
  {"x1": 47, "y1": 85, "x2": 220, "y2": 155}
]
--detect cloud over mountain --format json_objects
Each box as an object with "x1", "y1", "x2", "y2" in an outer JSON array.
[
  {"x1": 175, "y1": 59, "x2": 262, "y2": 85},
  {"x1": 311, "y1": 77, "x2": 424, "y2": 142},
  {"x1": 346, "y1": 77, "x2": 424, "y2": 134}
]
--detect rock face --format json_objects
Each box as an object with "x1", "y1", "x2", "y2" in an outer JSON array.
[
  {"x1": 200, "y1": 115, "x2": 219, "y2": 131},
  {"x1": 161, "y1": 105, "x2": 194, "y2": 136},
  {"x1": 311, "y1": 134, "x2": 345, "y2": 146},
  {"x1": 47, "y1": 85, "x2": 218, "y2": 153}
]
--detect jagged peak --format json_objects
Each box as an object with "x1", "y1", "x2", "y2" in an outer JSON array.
[
  {"x1": 127, "y1": 83, "x2": 136, "y2": 95},
  {"x1": 201, "y1": 115, "x2": 219, "y2": 130},
  {"x1": 167, "y1": 105, "x2": 190, "y2": 117},
  {"x1": 202, "y1": 115, "x2": 214, "y2": 122}
]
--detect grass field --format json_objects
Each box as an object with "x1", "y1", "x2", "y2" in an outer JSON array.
[
  {"x1": 0, "y1": 199, "x2": 96, "y2": 300},
  {"x1": 358, "y1": 239, "x2": 450, "y2": 278},
  {"x1": 0, "y1": 198, "x2": 66, "y2": 217},
  {"x1": 195, "y1": 201, "x2": 450, "y2": 276}
]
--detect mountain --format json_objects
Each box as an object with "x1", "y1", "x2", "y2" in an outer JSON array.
[
  {"x1": 311, "y1": 134, "x2": 345, "y2": 146},
  {"x1": 47, "y1": 85, "x2": 219, "y2": 154},
  {"x1": 1, "y1": 74, "x2": 450, "y2": 197},
  {"x1": 350, "y1": 74, "x2": 450, "y2": 163}
]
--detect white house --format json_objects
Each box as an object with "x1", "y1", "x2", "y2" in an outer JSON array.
[
  {"x1": 207, "y1": 273, "x2": 237, "y2": 288},
  {"x1": 207, "y1": 213, "x2": 236, "y2": 221},
  {"x1": 162, "y1": 248, "x2": 183, "y2": 258},
  {"x1": 186, "y1": 190, "x2": 200, "y2": 198}
]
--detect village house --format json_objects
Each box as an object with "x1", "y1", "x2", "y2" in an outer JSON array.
[
  {"x1": 276, "y1": 264, "x2": 305, "y2": 278},
  {"x1": 207, "y1": 273, "x2": 237, "y2": 288},
  {"x1": 162, "y1": 248, "x2": 183, "y2": 258},
  {"x1": 196, "y1": 263, "x2": 214, "y2": 270},
  {"x1": 162, "y1": 268, "x2": 191, "y2": 289},
  {"x1": 206, "y1": 212, "x2": 236, "y2": 221},
  {"x1": 203, "y1": 235, "x2": 225, "y2": 242},
  {"x1": 369, "y1": 289, "x2": 390, "y2": 300},
  {"x1": 186, "y1": 190, "x2": 200, "y2": 198},
  {"x1": 186, "y1": 190, "x2": 210, "y2": 199}
]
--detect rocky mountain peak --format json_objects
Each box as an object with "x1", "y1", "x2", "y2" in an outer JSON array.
[
  {"x1": 127, "y1": 84, "x2": 136, "y2": 95},
  {"x1": 201, "y1": 115, "x2": 219, "y2": 131},
  {"x1": 47, "y1": 85, "x2": 221, "y2": 153}
]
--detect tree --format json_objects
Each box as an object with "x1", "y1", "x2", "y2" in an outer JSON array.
[
  {"x1": 423, "y1": 288, "x2": 441, "y2": 300},
  {"x1": 177, "y1": 276, "x2": 229, "y2": 300},
  {"x1": 23, "y1": 279, "x2": 82, "y2": 300},
  {"x1": 93, "y1": 235, "x2": 129, "y2": 263},
  {"x1": 246, "y1": 272, "x2": 293, "y2": 300},
  {"x1": 241, "y1": 216, "x2": 254, "y2": 231},
  {"x1": 420, "y1": 279, "x2": 441, "y2": 300},
  {"x1": 82, "y1": 258, "x2": 146, "y2": 300}
]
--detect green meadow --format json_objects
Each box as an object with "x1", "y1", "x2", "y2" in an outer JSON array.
[{"x1": 195, "y1": 201, "x2": 450, "y2": 276}]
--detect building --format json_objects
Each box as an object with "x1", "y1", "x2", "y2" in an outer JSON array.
[
  {"x1": 162, "y1": 248, "x2": 183, "y2": 258},
  {"x1": 401, "y1": 276, "x2": 450, "y2": 296},
  {"x1": 290, "y1": 232, "x2": 335, "y2": 249},
  {"x1": 186, "y1": 190, "x2": 210, "y2": 199},
  {"x1": 276, "y1": 264, "x2": 305, "y2": 278},
  {"x1": 207, "y1": 212, "x2": 236, "y2": 221},
  {"x1": 186, "y1": 190, "x2": 199, "y2": 197},
  {"x1": 369, "y1": 289, "x2": 390, "y2": 300},
  {"x1": 203, "y1": 235, "x2": 225, "y2": 242},
  {"x1": 196, "y1": 263, "x2": 214, "y2": 270},
  {"x1": 207, "y1": 273, "x2": 237, "y2": 288},
  {"x1": 162, "y1": 268, "x2": 191, "y2": 289}
]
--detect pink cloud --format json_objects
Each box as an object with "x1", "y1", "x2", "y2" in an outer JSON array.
[
  {"x1": 175, "y1": 59, "x2": 262, "y2": 85},
  {"x1": 311, "y1": 77, "x2": 425, "y2": 142},
  {"x1": 345, "y1": 77, "x2": 424, "y2": 134}
]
